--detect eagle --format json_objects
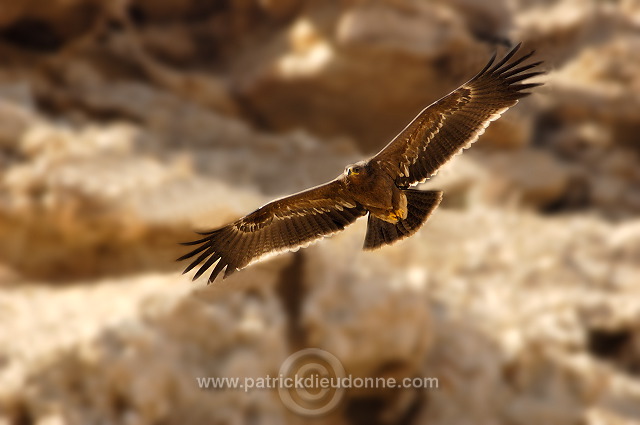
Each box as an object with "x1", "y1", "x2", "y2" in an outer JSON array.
[{"x1": 179, "y1": 43, "x2": 543, "y2": 283}]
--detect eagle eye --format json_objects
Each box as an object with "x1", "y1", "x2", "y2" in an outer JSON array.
[{"x1": 347, "y1": 166, "x2": 361, "y2": 175}]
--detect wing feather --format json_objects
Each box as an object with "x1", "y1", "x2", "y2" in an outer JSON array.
[
  {"x1": 372, "y1": 43, "x2": 544, "y2": 187},
  {"x1": 179, "y1": 179, "x2": 366, "y2": 283}
]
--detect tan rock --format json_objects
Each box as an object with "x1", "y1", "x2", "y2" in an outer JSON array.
[
  {"x1": 304, "y1": 233, "x2": 434, "y2": 383},
  {"x1": 1, "y1": 1, "x2": 640, "y2": 424},
  {"x1": 591, "y1": 175, "x2": 626, "y2": 209},
  {"x1": 0, "y1": 85, "x2": 40, "y2": 148},
  {"x1": 235, "y1": 2, "x2": 487, "y2": 152},
  {"x1": 475, "y1": 148, "x2": 571, "y2": 208},
  {"x1": 0, "y1": 273, "x2": 289, "y2": 425}
]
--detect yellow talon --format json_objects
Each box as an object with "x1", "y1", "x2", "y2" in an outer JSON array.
[{"x1": 386, "y1": 209, "x2": 406, "y2": 222}]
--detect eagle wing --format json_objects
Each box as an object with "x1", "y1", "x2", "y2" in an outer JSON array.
[
  {"x1": 372, "y1": 43, "x2": 544, "y2": 187},
  {"x1": 178, "y1": 179, "x2": 366, "y2": 283}
]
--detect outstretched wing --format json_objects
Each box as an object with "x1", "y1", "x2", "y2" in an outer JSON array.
[
  {"x1": 178, "y1": 179, "x2": 366, "y2": 283},
  {"x1": 372, "y1": 43, "x2": 544, "y2": 187}
]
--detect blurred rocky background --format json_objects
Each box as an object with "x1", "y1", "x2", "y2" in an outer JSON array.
[{"x1": 1, "y1": 0, "x2": 640, "y2": 424}]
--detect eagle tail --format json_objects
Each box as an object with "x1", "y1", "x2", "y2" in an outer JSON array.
[{"x1": 363, "y1": 190, "x2": 442, "y2": 251}]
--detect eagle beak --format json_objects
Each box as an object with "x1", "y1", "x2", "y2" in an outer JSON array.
[{"x1": 347, "y1": 167, "x2": 360, "y2": 176}]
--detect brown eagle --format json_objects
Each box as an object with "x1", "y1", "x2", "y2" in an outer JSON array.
[{"x1": 180, "y1": 43, "x2": 543, "y2": 283}]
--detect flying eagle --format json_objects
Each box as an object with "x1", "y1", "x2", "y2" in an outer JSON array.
[{"x1": 179, "y1": 43, "x2": 543, "y2": 283}]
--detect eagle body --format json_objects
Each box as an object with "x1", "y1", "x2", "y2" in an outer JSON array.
[
  {"x1": 344, "y1": 160, "x2": 408, "y2": 223},
  {"x1": 179, "y1": 43, "x2": 544, "y2": 283}
]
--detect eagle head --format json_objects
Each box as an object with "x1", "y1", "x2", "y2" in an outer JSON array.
[{"x1": 345, "y1": 161, "x2": 368, "y2": 178}]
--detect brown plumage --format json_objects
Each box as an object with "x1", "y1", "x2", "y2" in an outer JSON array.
[{"x1": 179, "y1": 43, "x2": 544, "y2": 283}]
